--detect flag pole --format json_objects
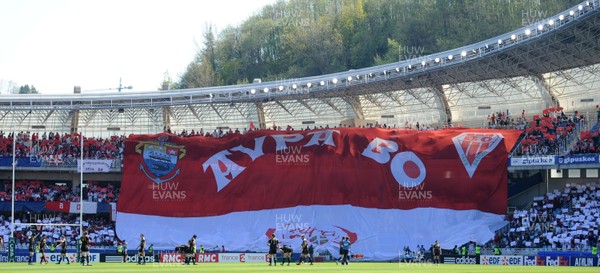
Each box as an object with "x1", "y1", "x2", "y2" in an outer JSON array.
[
  {"x1": 80, "y1": 129, "x2": 84, "y2": 236},
  {"x1": 10, "y1": 126, "x2": 16, "y2": 239}
]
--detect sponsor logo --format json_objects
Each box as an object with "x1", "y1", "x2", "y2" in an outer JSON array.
[
  {"x1": 125, "y1": 255, "x2": 155, "y2": 263},
  {"x1": 240, "y1": 253, "x2": 268, "y2": 263},
  {"x1": 160, "y1": 253, "x2": 184, "y2": 263},
  {"x1": 0, "y1": 254, "x2": 30, "y2": 262},
  {"x1": 523, "y1": 256, "x2": 536, "y2": 266},
  {"x1": 196, "y1": 253, "x2": 218, "y2": 263},
  {"x1": 501, "y1": 256, "x2": 523, "y2": 265},
  {"x1": 481, "y1": 255, "x2": 500, "y2": 265},
  {"x1": 219, "y1": 253, "x2": 241, "y2": 263},
  {"x1": 557, "y1": 155, "x2": 599, "y2": 165},
  {"x1": 481, "y1": 255, "x2": 522, "y2": 266},
  {"x1": 452, "y1": 133, "x2": 503, "y2": 178},
  {"x1": 136, "y1": 135, "x2": 186, "y2": 184},
  {"x1": 46, "y1": 253, "x2": 99, "y2": 263},
  {"x1": 510, "y1": 156, "x2": 555, "y2": 166},
  {"x1": 444, "y1": 256, "x2": 477, "y2": 264},
  {"x1": 572, "y1": 257, "x2": 596, "y2": 266},
  {"x1": 537, "y1": 256, "x2": 569, "y2": 266},
  {"x1": 455, "y1": 256, "x2": 477, "y2": 264}
]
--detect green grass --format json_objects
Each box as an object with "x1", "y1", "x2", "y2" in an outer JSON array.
[{"x1": 0, "y1": 262, "x2": 598, "y2": 273}]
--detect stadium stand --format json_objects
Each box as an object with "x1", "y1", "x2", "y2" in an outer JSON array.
[
  {"x1": 0, "y1": 214, "x2": 115, "y2": 248},
  {"x1": 491, "y1": 183, "x2": 599, "y2": 252},
  {"x1": 0, "y1": 180, "x2": 118, "y2": 203},
  {"x1": 0, "y1": 1, "x2": 599, "y2": 266}
]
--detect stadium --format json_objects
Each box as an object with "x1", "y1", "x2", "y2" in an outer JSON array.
[{"x1": 1, "y1": 0, "x2": 600, "y2": 272}]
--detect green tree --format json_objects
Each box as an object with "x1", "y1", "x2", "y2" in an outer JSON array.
[
  {"x1": 174, "y1": 0, "x2": 577, "y2": 86},
  {"x1": 18, "y1": 85, "x2": 39, "y2": 94},
  {"x1": 374, "y1": 38, "x2": 401, "y2": 65},
  {"x1": 179, "y1": 25, "x2": 222, "y2": 88},
  {"x1": 283, "y1": 16, "x2": 345, "y2": 76}
]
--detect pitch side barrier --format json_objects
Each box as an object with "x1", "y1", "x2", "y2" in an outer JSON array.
[
  {"x1": 479, "y1": 255, "x2": 599, "y2": 267},
  {"x1": 100, "y1": 252, "x2": 322, "y2": 264},
  {"x1": 154, "y1": 252, "x2": 272, "y2": 263},
  {"x1": 509, "y1": 154, "x2": 600, "y2": 167}
]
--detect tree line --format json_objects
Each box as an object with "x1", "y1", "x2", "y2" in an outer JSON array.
[{"x1": 171, "y1": 0, "x2": 578, "y2": 89}]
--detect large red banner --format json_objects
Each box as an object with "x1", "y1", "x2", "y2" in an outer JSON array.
[{"x1": 118, "y1": 128, "x2": 521, "y2": 217}]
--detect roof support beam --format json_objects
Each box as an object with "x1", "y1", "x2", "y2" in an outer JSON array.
[
  {"x1": 342, "y1": 96, "x2": 364, "y2": 120},
  {"x1": 433, "y1": 85, "x2": 451, "y2": 126}
]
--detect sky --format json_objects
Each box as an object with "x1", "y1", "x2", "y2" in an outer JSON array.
[{"x1": 0, "y1": 0, "x2": 278, "y2": 94}]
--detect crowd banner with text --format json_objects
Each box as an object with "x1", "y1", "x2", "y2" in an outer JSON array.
[
  {"x1": 509, "y1": 156, "x2": 555, "y2": 166},
  {"x1": 117, "y1": 128, "x2": 521, "y2": 261},
  {"x1": 557, "y1": 155, "x2": 600, "y2": 165},
  {"x1": 77, "y1": 159, "x2": 113, "y2": 173}
]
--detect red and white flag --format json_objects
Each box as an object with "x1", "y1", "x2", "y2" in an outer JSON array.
[
  {"x1": 117, "y1": 128, "x2": 521, "y2": 260},
  {"x1": 46, "y1": 201, "x2": 98, "y2": 214}
]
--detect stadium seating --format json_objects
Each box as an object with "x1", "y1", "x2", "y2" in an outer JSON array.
[
  {"x1": 499, "y1": 108, "x2": 593, "y2": 156},
  {"x1": 0, "y1": 214, "x2": 116, "y2": 248},
  {"x1": 492, "y1": 183, "x2": 599, "y2": 250},
  {"x1": 0, "y1": 180, "x2": 118, "y2": 203}
]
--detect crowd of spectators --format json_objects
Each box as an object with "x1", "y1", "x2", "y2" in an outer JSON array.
[
  {"x1": 165, "y1": 121, "x2": 439, "y2": 139},
  {"x1": 570, "y1": 125, "x2": 600, "y2": 155},
  {"x1": 0, "y1": 131, "x2": 124, "y2": 166},
  {"x1": 490, "y1": 183, "x2": 599, "y2": 250},
  {"x1": 0, "y1": 106, "x2": 598, "y2": 164},
  {"x1": 0, "y1": 180, "x2": 119, "y2": 203},
  {"x1": 0, "y1": 214, "x2": 116, "y2": 248},
  {"x1": 490, "y1": 107, "x2": 592, "y2": 156}
]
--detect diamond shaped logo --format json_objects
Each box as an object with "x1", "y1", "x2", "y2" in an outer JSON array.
[{"x1": 452, "y1": 133, "x2": 504, "y2": 178}]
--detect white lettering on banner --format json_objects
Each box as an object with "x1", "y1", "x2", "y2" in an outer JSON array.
[
  {"x1": 78, "y1": 159, "x2": 112, "y2": 173},
  {"x1": 125, "y1": 255, "x2": 155, "y2": 263},
  {"x1": 203, "y1": 132, "x2": 341, "y2": 192},
  {"x1": 304, "y1": 130, "x2": 339, "y2": 147},
  {"x1": 71, "y1": 202, "x2": 98, "y2": 214},
  {"x1": 201, "y1": 130, "x2": 496, "y2": 195},
  {"x1": 0, "y1": 254, "x2": 30, "y2": 262},
  {"x1": 230, "y1": 136, "x2": 266, "y2": 161},
  {"x1": 271, "y1": 134, "x2": 304, "y2": 151},
  {"x1": 242, "y1": 253, "x2": 268, "y2": 263},
  {"x1": 573, "y1": 257, "x2": 594, "y2": 266},
  {"x1": 455, "y1": 256, "x2": 477, "y2": 264},
  {"x1": 502, "y1": 256, "x2": 523, "y2": 265},
  {"x1": 510, "y1": 156, "x2": 555, "y2": 166},
  {"x1": 110, "y1": 202, "x2": 117, "y2": 222},
  {"x1": 391, "y1": 151, "x2": 426, "y2": 188},
  {"x1": 160, "y1": 253, "x2": 183, "y2": 263},
  {"x1": 481, "y1": 255, "x2": 523, "y2": 266},
  {"x1": 361, "y1": 138, "x2": 398, "y2": 164},
  {"x1": 546, "y1": 256, "x2": 559, "y2": 266},
  {"x1": 202, "y1": 150, "x2": 246, "y2": 192},
  {"x1": 196, "y1": 253, "x2": 218, "y2": 263},
  {"x1": 558, "y1": 155, "x2": 599, "y2": 164},
  {"x1": 47, "y1": 253, "x2": 99, "y2": 263},
  {"x1": 218, "y1": 253, "x2": 241, "y2": 263}
]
